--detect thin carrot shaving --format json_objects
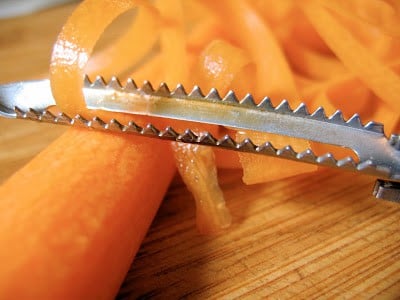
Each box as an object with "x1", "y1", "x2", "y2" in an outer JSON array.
[
  {"x1": 154, "y1": 0, "x2": 229, "y2": 234},
  {"x1": 129, "y1": 53, "x2": 164, "y2": 84},
  {"x1": 251, "y1": 0, "x2": 293, "y2": 26},
  {"x1": 182, "y1": 0, "x2": 212, "y2": 30},
  {"x1": 300, "y1": 60, "x2": 400, "y2": 101},
  {"x1": 368, "y1": 98, "x2": 399, "y2": 135},
  {"x1": 308, "y1": 79, "x2": 372, "y2": 119},
  {"x1": 194, "y1": 40, "x2": 252, "y2": 171},
  {"x1": 301, "y1": 1, "x2": 400, "y2": 112},
  {"x1": 172, "y1": 143, "x2": 231, "y2": 234},
  {"x1": 186, "y1": 19, "x2": 222, "y2": 54},
  {"x1": 195, "y1": 40, "x2": 252, "y2": 93},
  {"x1": 155, "y1": 0, "x2": 189, "y2": 86},
  {"x1": 50, "y1": 0, "x2": 159, "y2": 116},
  {"x1": 203, "y1": 0, "x2": 298, "y2": 101},
  {"x1": 85, "y1": 6, "x2": 160, "y2": 79},
  {"x1": 318, "y1": 0, "x2": 400, "y2": 38},
  {"x1": 284, "y1": 42, "x2": 346, "y2": 80},
  {"x1": 237, "y1": 131, "x2": 318, "y2": 185},
  {"x1": 324, "y1": 80, "x2": 372, "y2": 117}
]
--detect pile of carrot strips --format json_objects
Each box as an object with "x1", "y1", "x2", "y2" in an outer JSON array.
[{"x1": 51, "y1": 0, "x2": 400, "y2": 227}]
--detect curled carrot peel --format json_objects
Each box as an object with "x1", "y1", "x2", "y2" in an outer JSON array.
[
  {"x1": 85, "y1": 6, "x2": 160, "y2": 79},
  {"x1": 50, "y1": 0, "x2": 159, "y2": 116}
]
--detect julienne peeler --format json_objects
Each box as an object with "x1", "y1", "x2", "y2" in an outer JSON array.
[{"x1": 0, "y1": 76, "x2": 399, "y2": 202}]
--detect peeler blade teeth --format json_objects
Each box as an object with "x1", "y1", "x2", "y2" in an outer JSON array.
[{"x1": 2, "y1": 76, "x2": 399, "y2": 185}]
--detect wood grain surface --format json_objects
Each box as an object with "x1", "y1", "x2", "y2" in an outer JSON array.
[{"x1": 1, "y1": 4, "x2": 399, "y2": 299}]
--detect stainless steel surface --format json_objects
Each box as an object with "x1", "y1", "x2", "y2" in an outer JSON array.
[
  {"x1": 0, "y1": 80, "x2": 55, "y2": 118},
  {"x1": 1, "y1": 76, "x2": 400, "y2": 200},
  {"x1": 373, "y1": 179, "x2": 400, "y2": 203}
]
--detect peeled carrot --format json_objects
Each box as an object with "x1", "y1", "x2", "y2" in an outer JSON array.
[{"x1": 0, "y1": 129, "x2": 175, "y2": 299}]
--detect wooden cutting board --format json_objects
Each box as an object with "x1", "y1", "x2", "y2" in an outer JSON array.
[{"x1": 1, "y1": 4, "x2": 399, "y2": 299}]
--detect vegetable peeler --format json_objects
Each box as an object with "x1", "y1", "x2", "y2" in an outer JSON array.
[{"x1": 1, "y1": 76, "x2": 399, "y2": 202}]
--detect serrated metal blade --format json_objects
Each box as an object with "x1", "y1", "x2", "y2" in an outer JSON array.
[{"x1": 1, "y1": 76, "x2": 400, "y2": 183}]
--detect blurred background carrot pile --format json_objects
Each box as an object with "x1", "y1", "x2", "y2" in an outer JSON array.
[
  {"x1": 78, "y1": 0, "x2": 400, "y2": 227},
  {"x1": 80, "y1": 0, "x2": 400, "y2": 186}
]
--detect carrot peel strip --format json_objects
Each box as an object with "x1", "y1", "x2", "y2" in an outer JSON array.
[
  {"x1": 172, "y1": 142, "x2": 231, "y2": 234},
  {"x1": 301, "y1": 1, "x2": 400, "y2": 111},
  {"x1": 50, "y1": 0, "x2": 159, "y2": 115},
  {"x1": 86, "y1": 6, "x2": 160, "y2": 79}
]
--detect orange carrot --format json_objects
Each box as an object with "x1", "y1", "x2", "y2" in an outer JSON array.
[
  {"x1": 194, "y1": 39, "x2": 252, "y2": 95},
  {"x1": 172, "y1": 142, "x2": 231, "y2": 234},
  {"x1": 318, "y1": 0, "x2": 400, "y2": 38},
  {"x1": 50, "y1": 0, "x2": 159, "y2": 116},
  {"x1": 214, "y1": 147, "x2": 242, "y2": 169},
  {"x1": 0, "y1": 2, "x2": 177, "y2": 298},
  {"x1": 204, "y1": 0, "x2": 298, "y2": 101},
  {"x1": 2, "y1": 3, "x2": 400, "y2": 298},
  {"x1": 201, "y1": 0, "x2": 319, "y2": 185},
  {"x1": 155, "y1": 0, "x2": 189, "y2": 86},
  {"x1": 0, "y1": 129, "x2": 175, "y2": 299},
  {"x1": 85, "y1": 5, "x2": 160, "y2": 79},
  {"x1": 192, "y1": 40, "x2": 251, "y2": 170},
  {"x1": 310, "y1": 79, "x2": 372, "y2": 118},
  {"x1": 288, "y1": 9, "x2": 333, "y2": 55},
  {"x1": 283, "y1": 42, "x2": 346, "y2": 80},
  {"x1": 237, "y1": 131, "x2": 318, "y2": 185},
  {"x1": 301, "y1": 1, "x2": 400, "y2": 112}
]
